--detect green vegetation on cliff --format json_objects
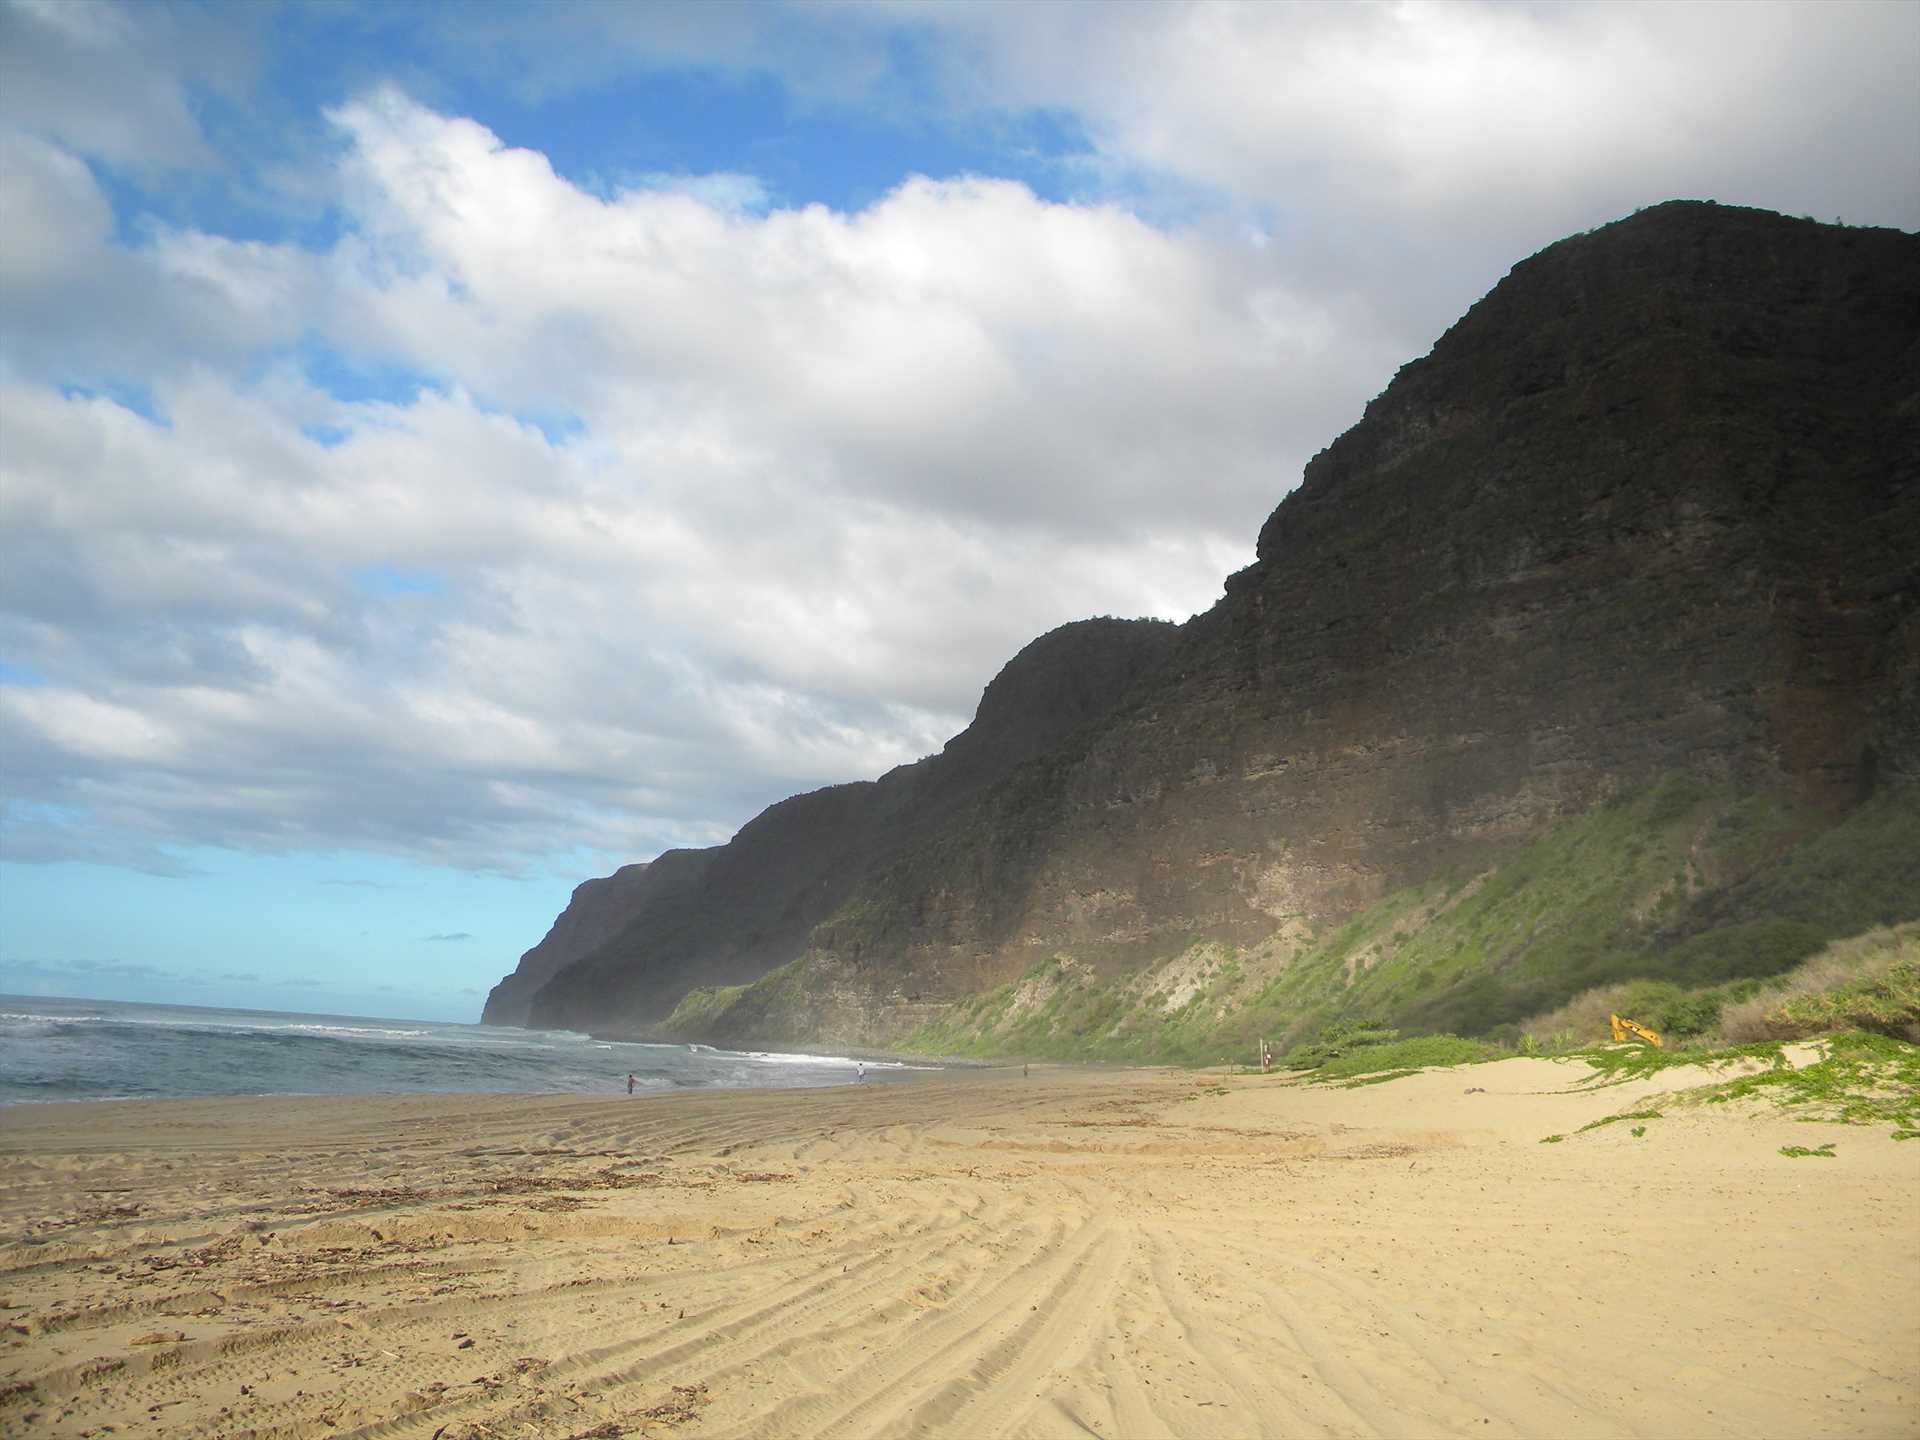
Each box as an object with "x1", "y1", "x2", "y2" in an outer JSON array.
[
  {"x1": 657, "y1": 956, "x2": 814, "y2": 1042},
  {"x1": 888, "y1": 779, "x2": 1920, "y2": 1064},
  {"x1": 657, "y1": 981, "x2": 749, "y2": 1034},
  {"x1": 1713, "y1": 924, "x2": 1920, "y2": 1042},
  {"x1": 1260, "y1": 778, "x2": 1917, "y2": 1043}
]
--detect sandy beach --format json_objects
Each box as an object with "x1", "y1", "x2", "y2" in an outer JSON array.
[{"x1": 2, "y1": 1060, "x2": 1915, "y2": 1440}]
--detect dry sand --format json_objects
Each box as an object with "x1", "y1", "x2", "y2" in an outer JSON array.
[{"x1": 2, "y1": 1058, "x2": 1915, "y2": 1439}]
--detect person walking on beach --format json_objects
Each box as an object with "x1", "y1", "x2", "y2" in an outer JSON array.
[
  {"x1": 626, "y1": 1072, "x2": 636, "y2": 1095},
  {"x1": 856, "y1": 1061, "x2": 865, "y2": 1083}
]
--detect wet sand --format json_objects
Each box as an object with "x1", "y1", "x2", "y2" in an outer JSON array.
[{"x1": 2, "y1": 1059, "x2": 1915, "y2": 1438}]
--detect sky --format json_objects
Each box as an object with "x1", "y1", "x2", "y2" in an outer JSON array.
[{"x1": 2, "y1": 1, "x2": 1916, "y2": 1024}]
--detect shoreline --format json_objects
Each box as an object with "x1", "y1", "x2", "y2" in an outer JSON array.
[
  {"x1": 0, "y1": 1063, "x2": 990, "y2": 1111},
  {"x1": 3, "y1": 1059, "x2": 1914, "y2": 1438},
  {"x1": 580, "y1": 1024, "x2": 1017, "y2": 1071}
]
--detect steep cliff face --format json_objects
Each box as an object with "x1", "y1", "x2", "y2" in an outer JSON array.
[
  {"x1": 496, "y1": 202, "x2": 1920, "y2": 1046},
  {"x1": 483, "y1": 617, "x2": 1179, "y2": 1030},
  {"x1": 482, "y1": 861, "x2": 671, "y2": 1027},
  {"x1": 984, "y1": 200, "x2": 1920, "y2": 950}
]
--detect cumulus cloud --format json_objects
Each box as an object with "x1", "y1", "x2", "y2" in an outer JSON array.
[
  {"x1": 1041, "y1": 5, "x2": 1905, "y2": 215},
  {"x1": 315, "y1": 88, "x2": 1375, "y2": 534},
  {"x1": 0, "y1": 127, "x2": 114, "y2": 275},
  {"x1": 3, "y1": 89, "x2": 1372, "y2": 873},
  {"x1": 392, "y1": 3, "x2": 1917, "y2": 330},
  {"x1": 875, "y1": 0, "x2": 1920, "y2": 344},
  {"x1": 0, "y1": 0, "x2": 251, "y2": 171}
]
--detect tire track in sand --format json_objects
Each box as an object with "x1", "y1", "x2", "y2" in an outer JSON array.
[{"x1": 718, "y1": 1183, "x2": 1124, "y2": 1440}]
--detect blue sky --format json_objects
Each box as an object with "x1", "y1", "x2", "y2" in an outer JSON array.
[{"x1": 2, "y1": 0, "x2": 1916, "y2": 1023}]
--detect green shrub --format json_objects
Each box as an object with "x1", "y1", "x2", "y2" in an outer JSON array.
[
  {"x1": 1303, "y1": 1032, "x2": 1503, "y2": 1081},
  {"x1": 1660, "y1": 919, "x2": 1826, "y2": 984},
  {"x1": 1720, "y1": 925, "x2": 1920, "y2": 1043},
  {"x1": 1282, "y1": 1017, "x2": 1398, "y2": 1070}
]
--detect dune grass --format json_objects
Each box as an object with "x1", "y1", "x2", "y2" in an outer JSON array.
[
  {"x1": 1717, "y1": 923, "x2": 1919, "y2": 1042},
  {"x1": 1690, "y1": 1031, "x2": 1920, "y2": 1130},
  {"x1": 1298, "y1": 1031, "x2": 1503, "y2": 1082}
]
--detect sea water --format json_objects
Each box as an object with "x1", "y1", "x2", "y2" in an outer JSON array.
[{"x1": 0, "y1": 994, "x2": 934, "y2": 1105}]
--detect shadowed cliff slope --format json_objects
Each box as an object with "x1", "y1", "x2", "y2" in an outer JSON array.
[
  {"x1": 493, "y1": 202, "x2": 1920, "y2": 1049},
  {"x1": 483, "y1": 617, "x2": 1179, "y2": 1027}
]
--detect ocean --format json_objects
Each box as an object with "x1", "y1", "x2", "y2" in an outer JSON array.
[{"x1": 0, "y1": 994, "x2": 937, "y2": 1106}]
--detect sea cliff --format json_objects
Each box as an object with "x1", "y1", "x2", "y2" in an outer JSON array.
[{"x1": 488, "y1": 202, "x2": 1920, "y2": 1054}]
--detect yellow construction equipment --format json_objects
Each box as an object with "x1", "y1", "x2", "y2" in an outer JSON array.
[{"x1": 1610, "y1": 1013, "x2": 1662, "y2": 1048}]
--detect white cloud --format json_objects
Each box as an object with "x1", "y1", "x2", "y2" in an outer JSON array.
[
  {"x1": 899, "y1": 1, "x2": 1918, "y2": 226},
  {"x1": 0, "y1": 128, "x2": 114, "y2": 279},
  {"x1": 814, "y1": 0, "x2": 1919, "y2": 353},
  {"x1": 316, "y1": 90, "x2": 1379, "y2": 538},
  {"x1": 0, "y1": 0, "x2": 230, "y2": 170},
  {"x1": 0, "y1": 688, "x2": 181, "y2": 765},
  {"x1": 2, "y1": 89, "x2": 1349, "y2": 871}
]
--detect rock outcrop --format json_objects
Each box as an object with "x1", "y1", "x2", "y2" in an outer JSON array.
[{"x1": 489, "y1": 202, "x2": 1920, "y2": 1046}]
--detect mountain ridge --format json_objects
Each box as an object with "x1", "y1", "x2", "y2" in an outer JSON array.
[{"x1": 487, "y1": 201, "x2": 1920, "y2": 1051}]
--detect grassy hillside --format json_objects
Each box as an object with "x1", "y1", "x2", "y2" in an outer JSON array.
[{"x1": 892, "y1": 778, "x2": 1920, "y2": 1063}]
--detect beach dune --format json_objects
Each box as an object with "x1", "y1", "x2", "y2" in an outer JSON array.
[{"x1": 2, "y1": 1060, "x2": 1915, "y2": 1438}]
